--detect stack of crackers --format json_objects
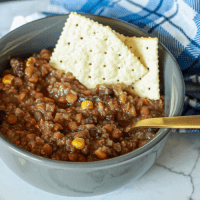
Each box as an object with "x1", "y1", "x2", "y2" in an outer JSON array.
[{"x1": 50, "y1": 12, "x2": 160, "y2": 100}]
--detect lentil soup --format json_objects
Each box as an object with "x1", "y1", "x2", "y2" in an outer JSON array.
[{"x1": 0, "y1": 49, "x2": 164, "y2": 162}]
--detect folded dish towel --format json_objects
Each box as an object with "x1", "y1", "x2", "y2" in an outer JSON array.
[{"x1": 7, "y1": 0, "x2": 200, "y2": 132}]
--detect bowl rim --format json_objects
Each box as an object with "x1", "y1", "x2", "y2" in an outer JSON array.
[{"x1": 0, "y1": 13, "x2": 185, "y2": 169}]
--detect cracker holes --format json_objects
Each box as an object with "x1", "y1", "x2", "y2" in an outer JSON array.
[
  {"x1": 132, "y1": 86, "x2": 134, "y2": 89},
  {"x1": 93, "y1": 32, "x2": 96, "y2": 34},
  {"x1": 119, "y1": 54, "x2": 121, "y2": 56},
  {"x1": 118, "y1": 67, "x2": 120, "y2": 69},
  {"x1": 68, "y1": 42, "x2": 70, "y2": 45},
  {"x1": 60, "y1": 60, "x2": 62, "y2": 63},
  {"x1": 80, "y1": 37, "x2": 83, "y2": 40},
  {"x1": 117, "y1": 79, "x2": 119, "y2": 82},
  {"x1": 104, "y1": 52, "x2": 107, "y2": 54},
  {"x1": 103, "y1": 78, "x2": 105, "y2": 80},
  {"x1": 103, "y1": 65, "x2": 106, "y2": 67},
  {"x1": 90, "y1": 50, "x2": 92, "y2": 52},
  {"x1": 148, "y1": 67, "x2": 149, "y2": 70},
  {"x1": 139, "y1": 78, "x2": 141, "y2": 80},
  {"x1": 130, "y1": 46, "x2": 132, "y2": 49},
  {"x1": 89, "y1": 63, "x2": 92, "y2": 65},
  {"x1": 132, "y1": 69, "x2": 134, "y2": 72},
  {"x1": 76, "y1": 24, "x2": 78, "y2": 26},
  {"x1": 138, "y1": 57, "x2": 140, "y2": 60},
  {"x1": 88, "y1": 76, "x2": 91, "y2": 78},
  {"x1": 105, "y1": 38, "x2": 107, "y2": 41},
  {"x1": 148, "y1": 87, "x2": 151, "y2": 90},
  {"x1": 146, "y1": 47, "x2": 149, "y2": 49}
]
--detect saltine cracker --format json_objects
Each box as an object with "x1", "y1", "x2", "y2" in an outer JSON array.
[
  {"x1": 117, "y1": 34, "x2": 160, "y2": 100},
  {"x1": 50, "y1": 12, "x2": 148, "y2": 89}
]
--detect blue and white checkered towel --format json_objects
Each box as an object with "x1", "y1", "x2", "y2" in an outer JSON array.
[{"x1": 9, "y1": 0, "x2": 200, "y2": 132}]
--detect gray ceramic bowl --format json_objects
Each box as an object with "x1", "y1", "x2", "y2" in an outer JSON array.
[{"x1": 0, "y1": 14, "x2": 184, "y2": 196}]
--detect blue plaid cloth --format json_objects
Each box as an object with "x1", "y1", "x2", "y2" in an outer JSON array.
[{"x1": 48, "y1": 0, "x2": 200, "y2": 133}]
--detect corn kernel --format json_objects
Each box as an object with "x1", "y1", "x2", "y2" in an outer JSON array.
[
  {"x1": 95, "y1": 147, "x2": 107, "y2": 159},
  {"x1": 26, "y1": 57, "x2": 36, "y2": 67},
  {"x1": 72, "y1": 137, "x2": 85, "y2": 150},
  {"x1": 2, "y1": 74, "x2": 15, "y2": 85},
  {"x1": 81, "y1": 100, "x2": 93, "y2": 110}
]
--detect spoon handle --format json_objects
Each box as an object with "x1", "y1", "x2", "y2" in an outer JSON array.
[{"x1": 132, "y1": 115, "x2": 200, "y2": 129}]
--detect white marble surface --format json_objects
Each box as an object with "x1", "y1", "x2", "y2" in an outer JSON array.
[{"x1": 0, "y1": 1, "x2": 200, "y2": 200}]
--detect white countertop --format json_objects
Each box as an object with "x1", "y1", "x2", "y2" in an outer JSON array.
[{"x1": 0, "y1": 1, "x2": 200, "y2": 200}]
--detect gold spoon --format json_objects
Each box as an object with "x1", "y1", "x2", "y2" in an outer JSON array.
[{"x1": 127, "y1": 115, "x2": 200, "y2": 130}]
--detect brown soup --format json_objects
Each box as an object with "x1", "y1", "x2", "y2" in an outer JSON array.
[{"x1": 0, "y1": 49, "x2": 164, "y2": 162}]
